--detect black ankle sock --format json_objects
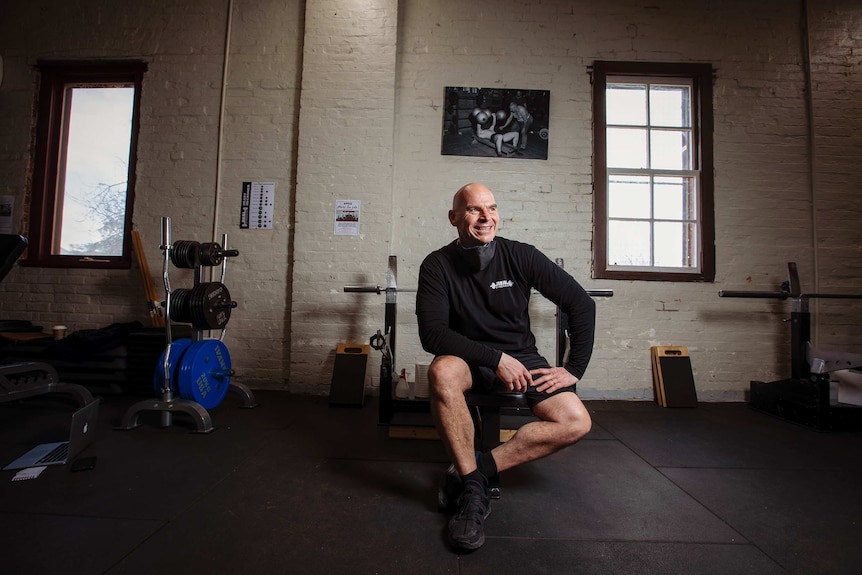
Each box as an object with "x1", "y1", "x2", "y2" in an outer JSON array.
[
  {"x1": 476, "y1": 451, "x2": 498, "y2": 481},
  {"x1": 462, "y1": 469, "x2": 486, "y2": 487}
]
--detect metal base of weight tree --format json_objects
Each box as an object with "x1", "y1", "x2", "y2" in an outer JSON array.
[{"x1": 118, "y1": 217, "x2": 258, "y2": 433}]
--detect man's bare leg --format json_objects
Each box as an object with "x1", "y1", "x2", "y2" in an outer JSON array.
[
  {"x1": 490, "y1": 391, "x2": 591, "y2": 473},
  {"x1": 430, "y1": 355, "x2": 493, "y2": 550},
  {"x1": 428, "y1": 355, "x2": 478, "y2": 475}
]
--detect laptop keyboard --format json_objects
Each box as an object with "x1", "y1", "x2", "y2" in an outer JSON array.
[{"x1": 37, "y1": 443, "x2": 69, "y2": 464}]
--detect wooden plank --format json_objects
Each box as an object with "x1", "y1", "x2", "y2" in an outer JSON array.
[
  {"x1": 651, "y1": 346, "x2": 697, "y2": 408},
  {"x1": 132, "y1": 230, "x2": 164, "y2": 328},
  {"x1": 388, "y1": 426, "x2": 439, "y2": 440},
  {"x1": 499, "y1": 429, "x2": 517, "y2": 442}
]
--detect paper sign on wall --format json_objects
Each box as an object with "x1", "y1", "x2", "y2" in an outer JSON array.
[
  {"x1": 240, "y1": 182, "x2": 274, "y2": 229},
  {"x1": 335, "y1": 200, "x2": 360, "y2": 236}
]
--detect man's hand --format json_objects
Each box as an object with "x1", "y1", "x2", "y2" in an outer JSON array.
[
  {"x1": 495, "y1": 352, "x2": 532, "y2": 392},
  {"x1": 529, "y1": 366, "x2": 579, "y2": 394}
]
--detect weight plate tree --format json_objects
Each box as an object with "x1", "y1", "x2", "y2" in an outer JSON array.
[
  {"x1": 156, "y1": 235, "x2": 238, "y2": 408},
  {"x1": 118, "y1": 217, "x2": 256, "y2": 433},
  {"x1": 153, "y1": 337, "x2": 193, "y2": 395}
]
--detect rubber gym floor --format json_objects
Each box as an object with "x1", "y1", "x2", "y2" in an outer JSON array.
[{"x1": 1, "y1": 391, "x2": 861, "y2": 575}]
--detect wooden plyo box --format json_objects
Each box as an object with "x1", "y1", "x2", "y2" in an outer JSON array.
[
  {"x1": 329, "y1": 343, "x2": 370, "y2": 407},
  {"x1": 651, "y1": 346, "x2": 698, "y2": 408}
]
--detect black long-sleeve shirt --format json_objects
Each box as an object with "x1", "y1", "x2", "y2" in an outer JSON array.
[{"x1": 416, "y1": 237, "x2": 596, "y2": 379}]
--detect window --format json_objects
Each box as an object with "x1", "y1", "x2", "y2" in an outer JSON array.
[
  {"x1": 592, "y1": 62, "x2": 714, "y2": 282},
  {"x1": 24, "y1": 61, "x2": 146, "y2": 269}
]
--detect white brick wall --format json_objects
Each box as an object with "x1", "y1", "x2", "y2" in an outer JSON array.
[{"x1": 0, "y1": 0, "x2": 859, "y2": 401}]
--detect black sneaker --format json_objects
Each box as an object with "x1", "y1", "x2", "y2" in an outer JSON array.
[
  {"x1": 448, "y1": 479, "x2": 491, "y2": 550},
  {"x1": 437, "y1": 464, "x2": 462, "y2": 513}
]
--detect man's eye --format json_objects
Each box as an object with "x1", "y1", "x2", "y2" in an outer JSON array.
[{"x1": 467, "y1": 208, "x2": 480, "y2": 214}]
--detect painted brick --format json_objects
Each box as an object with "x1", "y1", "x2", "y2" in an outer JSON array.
[{"x1": 0, "y1": 0, "x2": 859, "y2": 401}]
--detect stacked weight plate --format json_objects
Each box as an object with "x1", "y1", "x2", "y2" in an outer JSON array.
[{"x1": 153, "y1": 338, "x2": 232, "y2": 409}]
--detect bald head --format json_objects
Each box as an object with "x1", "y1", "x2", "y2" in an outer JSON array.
[
  {"x1": 452, "y1": 182, "x2": 491, "y2": 211},
  {"x1": 449, "y1": 183, "x2": 498, "y2": 247}
]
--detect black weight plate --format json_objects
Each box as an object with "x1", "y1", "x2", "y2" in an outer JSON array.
[{"x1": 191, "y1": 282, "x2": 233, "y2": 330}]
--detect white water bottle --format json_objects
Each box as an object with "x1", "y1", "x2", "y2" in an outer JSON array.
[{"x1": 395, "y1": 368, "x2": 410, "y2": 399}]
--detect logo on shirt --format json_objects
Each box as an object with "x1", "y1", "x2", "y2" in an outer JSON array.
[{"x1": 490, "y1": 280, "x2": 514, "y2": 290}]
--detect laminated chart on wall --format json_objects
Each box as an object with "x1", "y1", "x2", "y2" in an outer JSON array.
[
  {"x1": 651, "y1": 346, "x2": 698, "y2": 408},
  {"x1": 240, "y1": 182, "x2": 274, "y2": 229}
]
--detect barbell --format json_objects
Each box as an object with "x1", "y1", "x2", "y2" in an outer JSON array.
[{"x1": 344, "y1": 284, "x2": 613, "y2": 298}]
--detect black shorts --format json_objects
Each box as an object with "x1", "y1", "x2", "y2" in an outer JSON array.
[{"x1": 469, "y1": 349, "x2": 576, "y2": 409}]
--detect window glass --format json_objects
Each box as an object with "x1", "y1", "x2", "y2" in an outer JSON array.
[
  {"x1": 653, "y1": 176, "x2": 694, "y2": 221},
  {"x1": 59, "y1": 86, "x2": 134, "y2": 256},
  {"x1": 649, "y1": 85, "x2": 691, "y2": 127},
  {"x1": 654, "y1": 222, "x2": 698, "y2": 267},
  {"x1": 608, "y1": 220, "x2": 651, "y2": 266},
  {"x1": 608, "y1": 175, "x2": 651, "y2": 219},
  {"x1": 607, "y1": 127, "x2": 648, "y2": 169},
  {"x1": 607, "y1": 84, "x2": 647, "y2": 125},
  {"x1": 650, "y1": 130, "x2": 691, "y2": 170}
]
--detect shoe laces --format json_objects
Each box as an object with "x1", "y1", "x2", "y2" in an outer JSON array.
[{"x1": 457, "y1": 481, "x2": 488, "y2": 518}]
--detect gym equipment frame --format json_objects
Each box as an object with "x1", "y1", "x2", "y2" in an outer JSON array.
[
  {"x1": 118, "y1": 218, "x2": 257, "y2": 433},
  {"x1": 344, "y1": 256, "x2": 613, "y2": 427},
  {"x1": 720, "y1": 262, "x2": 862, "y2": 430},
  {"x1": 0, "y1": 234, "x2": 95, "y2": 408}
]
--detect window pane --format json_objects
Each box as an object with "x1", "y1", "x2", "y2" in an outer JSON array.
[
  {"x1": 607, "y1": 84, "x2": 646, "y2": 125},
  {"x1": 654, "y1": 222, "x2": 698, "y2": 268},
  {"x1": 607, "y1": 127, "x2": 647, "y2": 169},
  {"x1": 650, "y1": 129, "x2": 690, "y2": 170},
  {"x1": 654, "y1": 176, "x2": 697, "y2": 221},
  {"x1": 58, "y1": 86, "x2": 134, "y2": 256},
  {"x1": 608, "y1": 220, "x2": 650, "y2": 266},
  {"x1": 608, "y1": 175, "x2": 650, "y2": 218},
  {"x1": 649, "y1": 85, "x2": 691, "y2": 127}
]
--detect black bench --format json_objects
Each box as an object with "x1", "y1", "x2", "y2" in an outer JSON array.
[{"x1": 464, "y1": 390, "x2": 529, "y2": 498}]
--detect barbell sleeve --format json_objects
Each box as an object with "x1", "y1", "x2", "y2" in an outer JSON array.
[
  {"x1": 344, "y1": 284, "x2": 383, "y2": 294},
  {"x1": 718, "y1": 290, "x2": 790, "y2": 299}
]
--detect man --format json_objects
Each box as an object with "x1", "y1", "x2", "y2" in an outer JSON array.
[
  {"x1": 416, "y1": 182, "x2": 596, "y2": 551},
  {"x1": 500, "y1": 101, "x2": 533, "y2": 151},
  {"x1": 470, "y1": 109, "x2": 520, "y2": 157}
]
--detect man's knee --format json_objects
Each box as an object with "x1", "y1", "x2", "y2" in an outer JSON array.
[
  {"x1": 562, "y1": 408, "x2": 592, "y2": 445},
  {"x1": 536, "y1": 393, "x2": 592, "y2": 445},
  {"x1": 429, "y1": 355, "x2": 472, "y2": 396}
]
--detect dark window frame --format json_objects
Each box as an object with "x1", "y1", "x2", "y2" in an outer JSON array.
[
  {"x1": 592, "y1": 61, "x2": 715, "y2": 282},
  {"x1": 23, "y1": 60, "x2": 146, "y2": 269}
]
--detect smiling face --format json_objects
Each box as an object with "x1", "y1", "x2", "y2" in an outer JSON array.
[{"x1": 449, "y1": 183, "x2": 498, "y2": 248}]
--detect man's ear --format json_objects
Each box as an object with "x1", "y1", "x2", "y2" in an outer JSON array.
[{"x1": 448, "y1": 210, "x2": 457, "y2": 226}]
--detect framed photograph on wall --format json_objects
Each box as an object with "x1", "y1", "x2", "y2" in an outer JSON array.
[{"x1": 441, "y1": 87, "x2": 550, "y2": 160}]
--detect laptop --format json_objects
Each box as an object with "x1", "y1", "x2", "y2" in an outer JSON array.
[{"x1": 2, "y1": 399, "x2": 100, "y2": 471}]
